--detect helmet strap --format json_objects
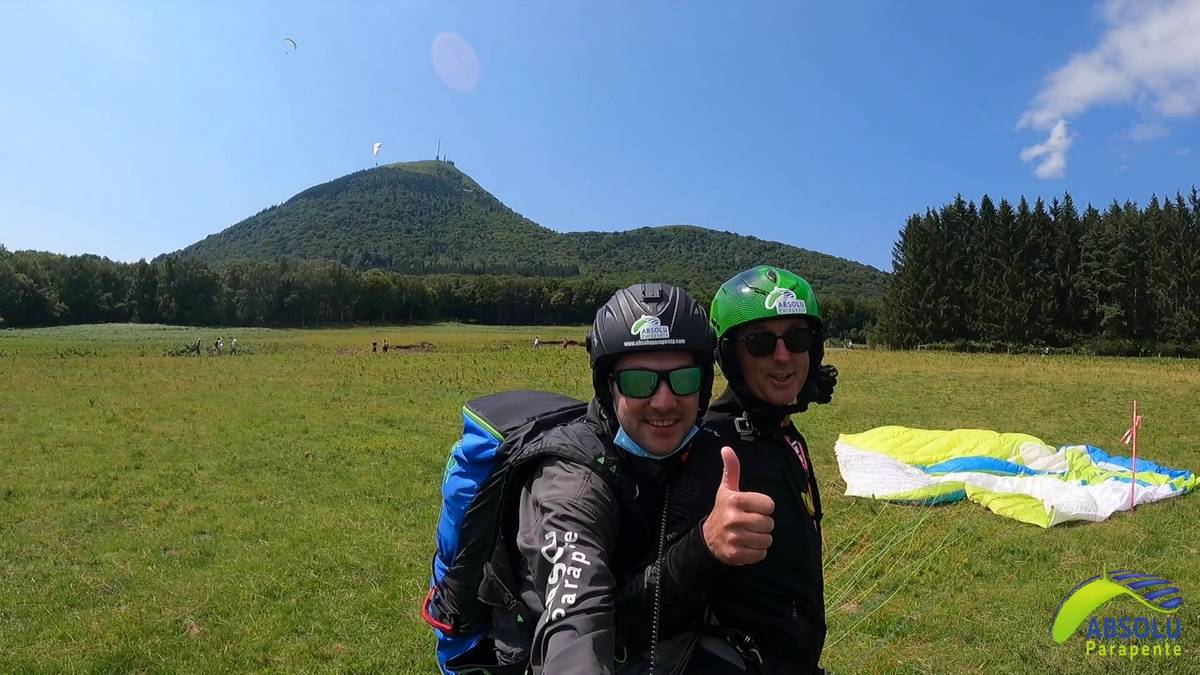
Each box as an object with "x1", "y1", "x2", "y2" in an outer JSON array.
[{"x1": 725, "y1": 353, "x2": 823, "y2": 424}]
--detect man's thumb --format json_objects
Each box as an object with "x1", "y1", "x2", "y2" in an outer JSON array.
[{"x1": 720, "y1": 446, "x2": 741, "y2": 492}]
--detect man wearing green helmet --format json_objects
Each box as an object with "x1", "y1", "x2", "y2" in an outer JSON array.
[
  {"x1": 708, "y1": 265, "x2": 835, "y2": 415},
  {"x1": 677, "y1": 265, "x2": 838, "y2": 673}
]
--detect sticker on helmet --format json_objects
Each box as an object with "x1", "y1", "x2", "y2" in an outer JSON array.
[
  {"x1": 765, "y1": 287, "x2": 807, "y2": 315},
  {"x1": 630, "y1": 315, "x2": 671, "y2": 340}
]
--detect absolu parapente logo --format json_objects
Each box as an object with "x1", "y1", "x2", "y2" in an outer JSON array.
[
  {"x1": 764, "y1": 287, "x2": 806, "y2": 315},
  {"x1": 1051, "y1": 568, "x2": 1183, "y2": 661},
  {"x1": 630, "y1": 315, "x2": 671, "y2": 340}
]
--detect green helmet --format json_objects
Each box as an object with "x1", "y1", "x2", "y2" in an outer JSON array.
[
  {"x1": 710, "y1": 266, "x2": 822, "y2": 338},
  {"x1": 710, "y1": 265, "x2": 825, "y2": 394}
]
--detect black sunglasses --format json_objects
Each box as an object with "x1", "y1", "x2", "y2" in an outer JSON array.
[
  {"x1": 612, "y1": 366, "x2": 704, "y2": 398},
  {"x1": 735, "y1": 326, "x2": 814, "y2": 358}
]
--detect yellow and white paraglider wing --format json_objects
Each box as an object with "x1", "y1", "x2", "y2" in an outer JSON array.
[{"x1": 834, "y1": 426, "x2": 1199, "y2": 527}]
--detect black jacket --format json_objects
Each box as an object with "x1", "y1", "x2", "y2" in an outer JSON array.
[
  {"x1": 496, "y1": 400, "x2": 722, "y2": 674},
  {"x1": 668, "y1": 387, "x2": 826, "y2": 674}
]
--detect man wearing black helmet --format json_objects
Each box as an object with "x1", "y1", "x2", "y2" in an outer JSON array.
[{"x1": 489, "y1": 282, "x2": 724, "y2": 674}]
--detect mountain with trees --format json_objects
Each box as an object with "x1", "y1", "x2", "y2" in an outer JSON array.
[
  {"x1": 0, "y1": 160, "x2": 885, "y2": 334},
  {"x1": 9, "y1": 165, "x2": 1196, "y2": 355},
  {"x1": 169, "y1": 160, "x2": 887, "y2": 299}
]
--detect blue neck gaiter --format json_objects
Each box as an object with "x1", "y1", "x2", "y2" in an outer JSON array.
[{"x1": 614, "y1": 424, "x2": 700, "y2": 460}]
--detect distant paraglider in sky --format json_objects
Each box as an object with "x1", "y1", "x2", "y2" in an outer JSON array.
[
  {"x1": 373, "y1": 142, "x2": 383, "y2": 166},
  {"x1": 282, "y1": 38, "x2": 298, "y2": 54}
]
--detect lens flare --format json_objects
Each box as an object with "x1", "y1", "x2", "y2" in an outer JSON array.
[{"x1": 431, "y1": 32, "x2": 480, "y2": 94}]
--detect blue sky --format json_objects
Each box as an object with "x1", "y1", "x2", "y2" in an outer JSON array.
[{"x1": 1, "y1": 1, "x2": 1197, "y2": 271}]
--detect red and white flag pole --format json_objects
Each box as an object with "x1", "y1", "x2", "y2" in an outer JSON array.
[{"x1": 1120, "y1": 400, "x2": 1142, "y2": 512}]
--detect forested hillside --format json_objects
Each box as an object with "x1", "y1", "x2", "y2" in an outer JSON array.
[{"x1": 171, "y1": 160, "x2": 887, "y2": 299}]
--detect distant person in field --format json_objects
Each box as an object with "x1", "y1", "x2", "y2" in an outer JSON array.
[
  {"x1": 533, "y1": 335, "x2": 541, "y2": 349},
  {"x1": 230, "y1": 337, "x2": 238, "y2": 355},
  {"x1": 383, "y1": 339, "x2": 390, "y2": 353},
  {"x1": 372, "y1": 340, "x2": 378, "y2": 353}
]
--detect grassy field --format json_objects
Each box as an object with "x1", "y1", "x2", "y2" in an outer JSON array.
[{"x1": 1, "y1": 324, "x2": 1197, "y2": 674}]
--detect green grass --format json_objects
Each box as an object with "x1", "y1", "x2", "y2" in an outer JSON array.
[{"x1": 1, "y1": 324, "x2": 1197, "y2": 674}]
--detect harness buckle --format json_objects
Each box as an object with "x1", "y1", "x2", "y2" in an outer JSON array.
[{"x1": 733, "y1": 416, "x2": 753, "y2": 438}]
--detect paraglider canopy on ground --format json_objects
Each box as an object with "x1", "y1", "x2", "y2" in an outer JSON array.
[{"x1": 835, "y1": 426, "x2": 1198, "y2": 527}]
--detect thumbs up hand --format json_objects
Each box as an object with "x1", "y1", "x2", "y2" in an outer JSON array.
[{"x1": 702, "y1": 446, "x2": 775, "y2": 566}]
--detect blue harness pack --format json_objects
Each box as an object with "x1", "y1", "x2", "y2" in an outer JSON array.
[{"x1": 423, "y1": 390, "x2": 594, "y2": 674}]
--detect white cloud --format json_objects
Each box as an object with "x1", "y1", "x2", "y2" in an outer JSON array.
[
  {"x1": 1018, "y1": 0, "x2": 1200, "y2": 176},
  {"x1": 1128, "y1": 121, "x2": 1167, "y2": 141},
  {"x1": 1179, "y1": 147, "x2": 1193, "y2": 156},
  {"x1": 1020, "y1": 120, "x2": 1074, "y2": 179}
]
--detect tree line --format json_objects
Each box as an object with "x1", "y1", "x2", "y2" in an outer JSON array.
[
  {"x1": 0, "y1": 252, "x2": 608, "y2": 328},
  {"x1": 0, "y1": 248, "x2": 877, "y2": 339},
  {"x1": 9, "y1": 185, "x2": 1197, "y2": 356},
  {"x1": 876, "y1": 190, "x2": 1200, "y2": 355}
]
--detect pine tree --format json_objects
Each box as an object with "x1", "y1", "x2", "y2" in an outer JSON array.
[
  {"x1": 974, "y1": 194, "x2": 1002, "y2": 339},
  {"x1": 1075, "y1": 205, "x2": 1106, "y2": 336},
  {"x1": 1050, "y1": 193, "x2": 1084, "y2": 344},
  {"x1": 878, "y1": 213, "x2": 937, "y2": 347}
]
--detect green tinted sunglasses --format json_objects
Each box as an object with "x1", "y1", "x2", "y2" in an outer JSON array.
[{"x1": 613, "y1": 366, "x2": 704, "y2": 398}]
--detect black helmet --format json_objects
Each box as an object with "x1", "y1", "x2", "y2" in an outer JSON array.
[{"x1": 586, "y1": 282, "x2": 716, "y2": 419}]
